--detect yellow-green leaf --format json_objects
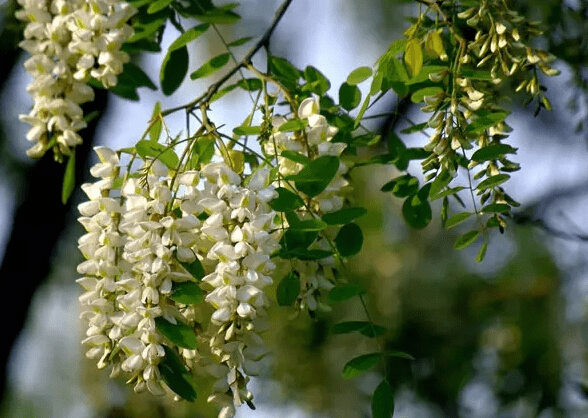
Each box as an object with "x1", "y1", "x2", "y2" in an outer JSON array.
[{"x1": 404, "y1": 38, "x2": 423, "y2": 78}]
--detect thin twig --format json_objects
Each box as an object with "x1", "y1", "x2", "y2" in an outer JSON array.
[{"x1": 161, "y1": 0, "x2": 294, "y2": 117}]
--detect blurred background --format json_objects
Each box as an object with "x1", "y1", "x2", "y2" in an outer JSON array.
[{"x1": 1, "y1": 0, "x2": 588, "y2": 417}]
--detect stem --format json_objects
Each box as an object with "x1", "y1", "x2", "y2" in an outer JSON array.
[{"x1": 161, "y1": 0, "x2": 295, "y2": 117}]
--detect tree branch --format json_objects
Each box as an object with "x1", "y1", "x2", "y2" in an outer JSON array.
[{"x1": 161, "y1": 0, "x2": 294, "y2": 117}]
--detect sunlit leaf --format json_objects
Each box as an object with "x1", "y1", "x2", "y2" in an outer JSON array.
[
  {"x1": 136, "y1": 140, "x2": 179, "y2": 168},
  {"x1": 404, "y1": 38, "x2": 423, "y2": 78},
  {"x1": 147, "y1": 0, "x2": 173, "y2": 14},
  {"x1": 346, "y1": 66, "x2": 373, "y2": 85}
]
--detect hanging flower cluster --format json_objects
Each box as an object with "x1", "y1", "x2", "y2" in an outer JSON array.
[
  {"x1": 16, "y1": 0, "x2": 136, "y2": 159},
  {"x1": 77, "y1": 147, "x2": 280, "y2": 416},
  {"x1": 263, "y1": 97, "x2": 350, "y2": 313}
]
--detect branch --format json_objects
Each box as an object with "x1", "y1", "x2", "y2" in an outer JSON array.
[
  {"x1": 161, "y1": 0, "x2": 294, "y2": 117},
  {"x1": 513, "y1": 212, "x2": 588, "y2": 242}
]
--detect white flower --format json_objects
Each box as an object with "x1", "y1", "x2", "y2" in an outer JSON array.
[{"x1": 16, "y1": 0, "x2": 136, "y2": 158}]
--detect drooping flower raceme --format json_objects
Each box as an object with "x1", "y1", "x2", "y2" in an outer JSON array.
[
  {"x1": 198, "y1": 164, "x2": 280, "y2": 417},
  {"x1": 16, "y1": 0, "x2": 136, "y2": 159},
  {"x1": 77, "y1": 148, "x2": 280, "y2": 416},
  {"x1": 263, "y1": 97, "x2": 350, "y2": 313}
]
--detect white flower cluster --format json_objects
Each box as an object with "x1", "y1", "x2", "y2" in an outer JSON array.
[
  {"x1": 77, "y1": 147, "x2": 280, "y2": 416},
  {"x1": 263, "y1": 97, "x2": 350, "y2": 312},
  {"x1": 16, "y1": 0, "x2": 136, "y2": 159},
  {"x1": 264, "y1": 97, "x2": 349, "y2": 213},
  {"x1": 198, "y1": 163, "x2": 280, "y2": 418}
]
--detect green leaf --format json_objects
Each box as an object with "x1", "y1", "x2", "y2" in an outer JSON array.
[
  {"x1": 122, "y1": 62, "x2": 157, "y2": 90},
  {"x1": 476, "y1": 239, "x2": 488, "y2": 262},
  {"x1": 189, "y1": 136, "x2": 215, "y2": 167},
  {"x1": 280, "y1": 150, "x2": 309, "y2": 165},
  {"x1": 160, "y1": 45, "x2": 189, "y2": 95},
  {"x1": 170, "y1": 282, "x2": 203, "y2": 304},
  {"x1": 149, "y1": 102, "x2": 162, "y2": 142},
  {"x1": 386, "y1": 38, "x2": 407, "y2": 56},
  {"x1": 445, "y1": 212, "x2": 474, "y2": 229},
  {"x1": 155, "y1": 317, "x2": 197, "y2": 349},
  {"x1": 385, "y1": 57, "x2": 409, "y2": 86},
  {"x1": 269, "y1": 187, "x2": 304, "y2": 212},
  {"x1": 400, "y1": 122, "x2": 428, "y2": 134},
  {"x1": 454, "y1": 230, "x2": 480, "y2": 249},
  {"x1": 354, "y1": 94, "x2": 371, "y2": 128},
  {"x1": 287, "y1": 156, "x2": 339, "y2": 198},
  {"x1": 210, "y1": 83, "x2": 238, "y2": 102},
  {"x1": 236, "y1": 78, "x2": 262, "y2": 91},
  {"x1": 332, "y1": 321, "x2": 372, "y2": 334},
  {"x1": 322, "y1": 207, "x2": 367, "y2": 225},
  {"x1": 289, "y1": 218, "x2": 328, "y2": 232},
  {"x1": 329, "y1": 283, "x2": 365, "y2": 302},
  {"x1": 278, "y1": 119, "x2": 308, "y2": 132},
  {"x1": 168, "y1": 23, "x2": 210, "y2": 52},
  {"x1": 460, "y1": 69, "x2": 494, "y2": 80},
  {"x1": 404, "y1": 38, "x2": 423, "y2": 78},
  {"x1": 342, "y1": 353, "x2": 380, "y2": 379},
  {"x1": 269, "y1": 56, "x2": 300, "y2": 89},
  {"x1": 339, "y1": 82, "x2": 361, "y2": 111},
  {"x1": 276, "y1": 272, "x2": 300, "y2": 306},
  {"x1": 135, "y1": 140, "x2": 179, "y2": 169},
  {"x1": 159, "y1": 345, "x2": 197, "y2": 402},
  {"x1": 281, "y1": 228, "x2": 317, "y2": 251},
  {"x1": 61, "y1": 151, "x2": 76, "y2": 204},
  {"x1": 481, "y1": 203, "x2": 510, "y2": 213},
  {"x1": 429, "y1": 169, "x2": 452, "y2": 198},
  {"x1": 381, "y1": 174, "x2": 419, "y2": 197},
  {"x1": 471, "y1": 144, "x2": 517, "y2": 162},
  {"x1": 360, "y1": 324, "x2": 387, "y2": 338},
  {"x1": 406, "y1": 65, "x2": 448, "y2": 85},
  {"x1": 127, "y1": 9, "x2": 168, "y2": 45},
  {"x1": 465, "y1": 112, "x2": 509, "y2": 134},
  {"x1": 372, "y1": 380, "x2": 394, "y2": 418},
  {"x1": 303, "y1": 66, "x2": 331, "y2": 95},
  {"x1": 430, "y1": 186, "x2": 466, "y2": 200},
  {"x1": 147, "y1": 0, "x2": 174, "y2": 13},
  {"x1": 279, "y1": 248, "x2": 333, "y2": 260},
  {"x1": 233, "y1": 125, "x2": 262, "y2": 136},
  {"x1": 411, "y1": 86, "x2": 443, "y2": 103},
  {"x1": 385, "y1": 350, "x2": 415, "y2": 360},
  {"x1": 335, "y1": 223, "x2": 363, "y2": 257},
  {"x1": 180, "y1": 256, "x2": 205, "y2": 280},
  {"x1": 402, "y1": 188, "x2": 432, "y2": 229},
  {"x1": 190, "y1": 53, "x2": 231, "y2": 80},
  {"x1": 332, "y1": 320, "x2": 387, "y2": 337},
  {"x1": 346, "y1": 66, "x2": 373, "y2": 85},
  {"x1": 476, "y1": 174, "x2": 510, "y2": 191},
  {"x1": 194, "y1": 8, "x2": 240, "y2": 24},
  {"x1": 227, "y1": 36, "x2": 252, "y2": 47}
]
